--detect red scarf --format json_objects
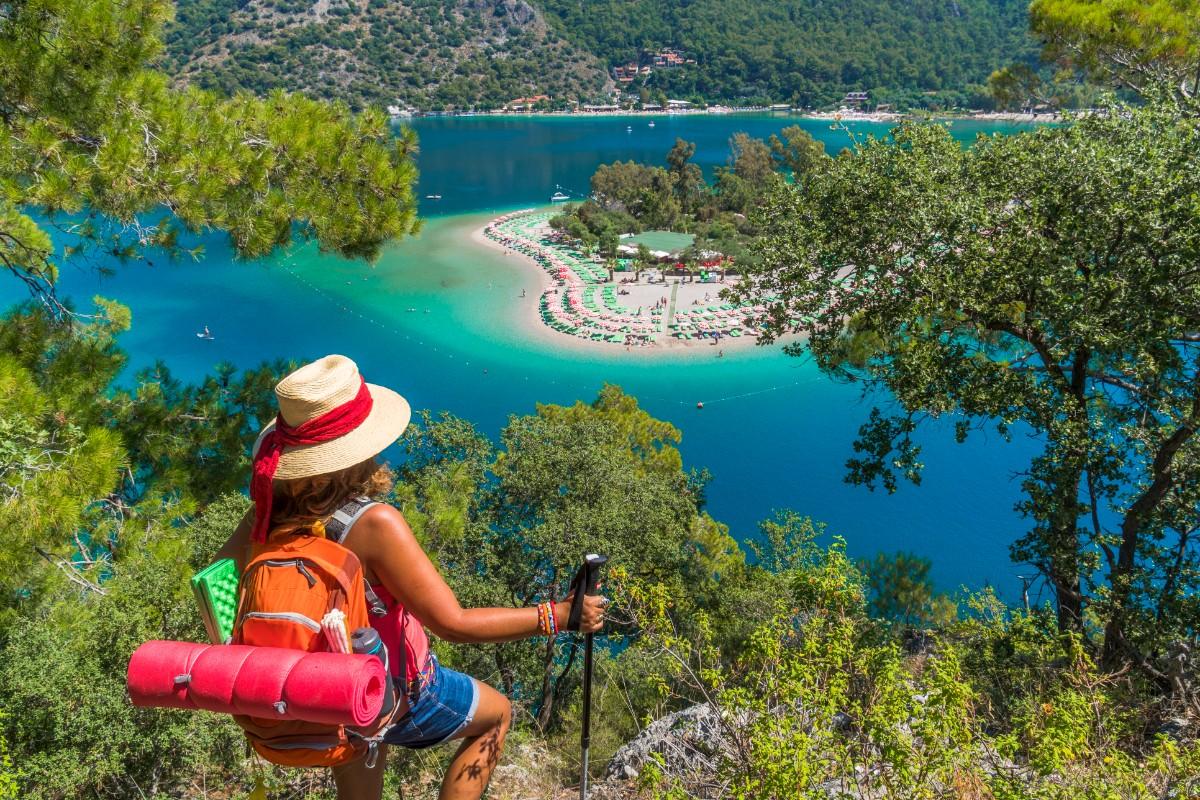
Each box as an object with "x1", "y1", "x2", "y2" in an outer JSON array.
[{"x1": 250, "y1": 377, "x2": 374, "y2": 543}]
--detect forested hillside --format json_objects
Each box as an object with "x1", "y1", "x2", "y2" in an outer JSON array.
[
  {"x1": 162, "y1": 0, "x2": 610, "y2": 110},
  {"x1": 540, "y1": 0, "x2": 1036, "y2": 107},
  {"x1": 163, "y1": 0, "x2": 1036, "y2": 109}
]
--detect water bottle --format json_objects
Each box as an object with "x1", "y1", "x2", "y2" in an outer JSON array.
[{"x1": 352, "y1": 627, "x2": 396, "y2": 718}]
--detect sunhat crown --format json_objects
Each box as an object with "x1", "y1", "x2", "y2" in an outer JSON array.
[
  {"x1": 275, "y1": 355, "x2": 364, "y2": 427},
  {"x1": 250, "y1": 354, "x2": 412, "y2": 485}
]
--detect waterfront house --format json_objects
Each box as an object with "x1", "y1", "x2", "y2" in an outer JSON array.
[
  {"x1": 840, "y1": 90, "x2": 868, "y2": 107},
  {"x1": 507, "y1": 95, "x2": 550, "y2": 112}
]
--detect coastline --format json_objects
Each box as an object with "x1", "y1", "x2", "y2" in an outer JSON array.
[
  {"x1": 399, "y1": 108, "x2": 1059, "y2": 125},
  {"x1": 469, "y1": 211, "x2": 769, "y2": 358}
]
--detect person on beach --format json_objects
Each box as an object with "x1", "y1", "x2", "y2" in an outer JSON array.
[{"x1": 216, "y1": 356, "x2": 607, "y2": 800}]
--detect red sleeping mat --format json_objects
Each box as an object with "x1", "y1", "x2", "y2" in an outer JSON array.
[{"x1": 127, "y1": 640, "x2": 385, "y2": 726}]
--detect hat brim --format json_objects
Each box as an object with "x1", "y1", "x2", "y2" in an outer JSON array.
[{"x1": 252, "y1": 383, "x2": 412, "y2": 481}]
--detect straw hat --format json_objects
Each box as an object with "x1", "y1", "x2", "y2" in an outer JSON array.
[{"x1": 252, "y1": 355, "x2": 411, "y2": 480}]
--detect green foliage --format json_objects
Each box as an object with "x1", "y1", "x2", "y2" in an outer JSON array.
[
  {"x1": 624, "y1": 522, "x2": 1200, "y2": 799},
  {"x1": 0, "y1": 0, "x2": 419, "y2": 310},
  {"x1": 555, "y1": 133, "x2": 805, "y2": 273},
  {"x1": 163, "y1": 0, "x2": 609, "y2": 110},
  {"x1": 397, "y1": 385, "x2": 725, "y2": 730},
  {"x1": 768, "y1": 125, "x2": 828, "y2": 184},
  {"x1": 860, "y1": 550, "x2": 956, "y2": 629},
  {"x1": 743, "y1": 98, "x2": 1200, "y2": 672},
  {"x1": 538, "y1": 0, "x2": 1037, "y2": 106},
  {"x1": 1031, "y1": 0, "x2": 1200, "y2": 99},
  {"x1": 2, "y1": 300, "x2": 1195, "y2": 795},
  {"x1": 588, "y1": 161, "x2": 681, "y2": 230},
  {"x1": 0, "y1": 305, "x2": 298, "y2": 798},
  {"x1": 162, "y1": 0, "x2": 1034, "y2": 109}
]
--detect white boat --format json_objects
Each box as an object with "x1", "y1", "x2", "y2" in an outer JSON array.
[
  {"x1": 550, "y1": 191, "x2": 570, "y2": 202},
  {"x1": 425, "y1": 194, "x2": 442, "y2": 200},
  {"x1": 196, "y1": 326, "x2": 214, "y2": 340},
  {"x1": 648, "y1": 121, "x2": 656, "y2": 127}
]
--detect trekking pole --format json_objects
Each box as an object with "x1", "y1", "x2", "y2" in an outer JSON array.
[{"x1": 568, "y1": 553, "x2": 608, "y2": 800}]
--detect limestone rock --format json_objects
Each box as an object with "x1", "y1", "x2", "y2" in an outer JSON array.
[{"x1": 603, "y1": 703, "x2": 736, "y2": 783}]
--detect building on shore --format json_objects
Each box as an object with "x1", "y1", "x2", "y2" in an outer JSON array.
[
  {"x1": 842, "y1": 91, "x2": 869, "y2": 108},
  {"x1": 507, "y1": 95, "x2": 550, "y2": 112},
  {"x1": 581, "y1": 104, "x2": 621, "y2": 113},
  {"x1": 667, "y1": 99, "x2": 693, "y2": 110}
]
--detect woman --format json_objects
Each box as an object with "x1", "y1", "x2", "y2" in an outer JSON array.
[{"x1": 216, "y1": 355, "x2": 606, "y2": 800}]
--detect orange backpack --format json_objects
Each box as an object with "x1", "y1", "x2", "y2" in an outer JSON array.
[{"x1": 232, "y1": 498, "x2": 399, "y2": 767}]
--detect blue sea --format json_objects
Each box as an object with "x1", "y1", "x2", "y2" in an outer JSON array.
[{"x1": 19, "y1": 113, "x2": 1044, "y2": 597}]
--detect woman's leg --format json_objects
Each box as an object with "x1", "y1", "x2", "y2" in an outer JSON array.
[
  {"x1": 439, "y1": 681, "x2": 512, "y2": 800},
  {"x1": 332, "y1": 744, "x2": 388, "y2": 800}
]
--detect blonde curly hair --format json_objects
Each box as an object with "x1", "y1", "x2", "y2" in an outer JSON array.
[{"x1": 268, "y1": 457, "x2": 394, "y2": 538}]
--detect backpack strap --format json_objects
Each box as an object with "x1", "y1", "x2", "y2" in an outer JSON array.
[
  {"x1": 325, "y1": 497, "x2": 388, "y2": 617},
  {"x1": 325, "y1": 496, "x2": 376, "y2": 543}
]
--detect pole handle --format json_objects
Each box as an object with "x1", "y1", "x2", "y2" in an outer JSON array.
[{"x1": 566, "y1": 554, "x2": 608, "y2": 631}]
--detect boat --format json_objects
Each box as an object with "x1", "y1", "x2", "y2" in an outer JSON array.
[
  {"x1": 648, "y1": 121, "x2": 656, "y2": 127},
  {"x1": 626, "y1": 125, "x2": 632, "y2": 132},
  {"x1": 550, "y1": 192, "x2": 570, "y2": 202},
  {"x1": 196, "y1": 326, "x2": 214, "y2": 340},
  {"x1": 425, "y1": 194, "x2": 442, "y2": 200}
]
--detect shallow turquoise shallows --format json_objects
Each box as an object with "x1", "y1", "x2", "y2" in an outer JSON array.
[{"x1": 16, "y1": 114, "x2": 1045, "y2": 596}]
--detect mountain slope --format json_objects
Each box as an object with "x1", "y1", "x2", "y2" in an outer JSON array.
[
  {"x1": 539, "y1": 0, "x2": 1036, "y2": 106},
  {"x1": 163, "y1": 0, "x2": 611, "y2": 110},
  {"x1": 163, "y1": 0, "x2": 1035, "y2": 109}
]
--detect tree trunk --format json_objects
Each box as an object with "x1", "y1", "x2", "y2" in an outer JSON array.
[
  {"x1": 1102, "y1": 408, "x2": 1198, "y2": 667},
  {"x1": 535, "y1": 634, "x2": 557, "y2": 730},
  {"x1": 1049, "y1": 469, "x2": 1085, "y2": 634}
]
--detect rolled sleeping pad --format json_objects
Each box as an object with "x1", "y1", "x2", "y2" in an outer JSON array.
[{"x1": 127, "y1": 640, "x2": 385, "y2": 727}]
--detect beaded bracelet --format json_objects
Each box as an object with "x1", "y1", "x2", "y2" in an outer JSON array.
[{"x1": 536, "y1": 600, "x2": 559, "y2": 637}]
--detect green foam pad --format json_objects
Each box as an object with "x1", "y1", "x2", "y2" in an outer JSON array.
[{"x1": 191, "y1": 558, "x2": 239, "y2": 644}]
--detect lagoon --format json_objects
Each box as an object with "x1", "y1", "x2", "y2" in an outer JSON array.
[{"x1": 21, "y1": 114, "x2": 1043, "y2": 597}]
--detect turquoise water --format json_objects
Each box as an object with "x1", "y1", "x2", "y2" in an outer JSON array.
[{"x1": 21, "y1": 114, "x2": 1042, "y2": 596}]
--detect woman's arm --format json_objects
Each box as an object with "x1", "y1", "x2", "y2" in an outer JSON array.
[
  {"x1": 348, "y1": 505, "x2": 604, "y2": 643},
  {"x1": 212, "y1": 508, "x2": 255, "y2": 573}
]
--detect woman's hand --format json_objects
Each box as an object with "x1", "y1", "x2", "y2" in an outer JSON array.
[{"x1": 557, "y1": 591, "x2": 607, "y2": 634}]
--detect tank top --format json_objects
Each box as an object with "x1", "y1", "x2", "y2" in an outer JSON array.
[{"x1": 369, "y1": 582, "x2": 433, "y2": 687}]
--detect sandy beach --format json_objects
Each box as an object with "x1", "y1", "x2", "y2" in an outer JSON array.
[{"x1": 472, "y1": 210, "x2": 768, "y2": 356}]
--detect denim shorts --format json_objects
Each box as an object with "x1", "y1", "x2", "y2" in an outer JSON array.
[{"x1": 383, "y1": 657, "x2": 480, "y2": 749}]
